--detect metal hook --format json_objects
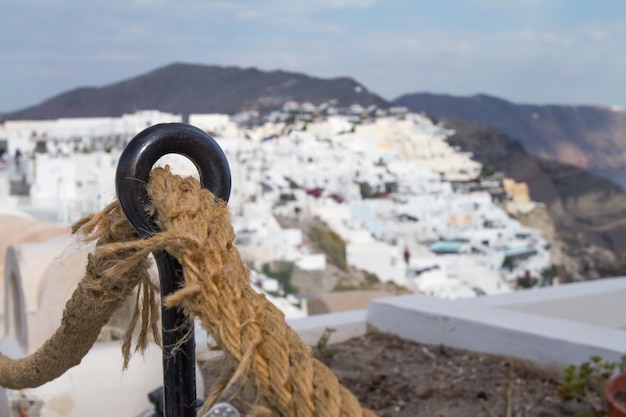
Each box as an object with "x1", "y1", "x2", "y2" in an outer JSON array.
[{"x1": 115, "y1": 123, "x2": 232, "y2": 417}]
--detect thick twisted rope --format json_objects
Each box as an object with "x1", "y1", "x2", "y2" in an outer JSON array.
[
  {"x1": 0, "y1": 202, "x2": 159, "y2": 387},
  {"x1": 0, "y1": 167, "x2": 376, "y2": 417}
]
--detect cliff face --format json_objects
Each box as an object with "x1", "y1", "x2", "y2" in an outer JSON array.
[
  {"x1": 395, "y1": 93, "x2": 626, "y2": 188},
  {"x1": 4, "y1": 63, "x2": 389, "y2": 120},
  {"x1": 445, "y1": 118, "x2": 626, "y2": 281}
]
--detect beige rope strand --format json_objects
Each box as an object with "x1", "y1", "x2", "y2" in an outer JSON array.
[
  {"x1": 0, "y1": 203, "x2": 154, "y2": 389},
  {"x1": 142, "y1": 168, "x2": 377, "y2": 417},
  {"x1": 0, "y1": 167, "x2": 377, "y2": 417}
]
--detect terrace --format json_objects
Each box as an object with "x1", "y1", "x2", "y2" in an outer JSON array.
[{"x1": 291, "y1": 276, "x2": 626, "y2": 369}]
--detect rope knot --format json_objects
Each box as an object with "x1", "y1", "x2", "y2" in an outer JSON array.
[{"x1": 0, "y1": 167, "x2": 377, "y2": 417}]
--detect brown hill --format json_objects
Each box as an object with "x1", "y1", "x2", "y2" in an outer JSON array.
[
  {"x1": 445, "y1": 118, "x2": 626, "y2": 280},
  {"x1": 4, "y1": 63, "x2": 389, "y2": 120},
  {"x1": 395, "y1": 93, "x2": 626, "y2": 188}
]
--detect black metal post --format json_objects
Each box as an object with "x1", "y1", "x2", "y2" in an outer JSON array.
[{"x1": 115, "y1": 123, "x2": 231, "y2": 417}]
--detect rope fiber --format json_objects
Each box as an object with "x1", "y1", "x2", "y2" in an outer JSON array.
[{"x1": 0, "y1": 167, "x2": 377, "y2": 417}]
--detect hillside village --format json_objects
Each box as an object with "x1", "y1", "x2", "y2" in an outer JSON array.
[
  {"x1": 3, "y1": 102, "x2": 622, "y2": 417},
  {"x1": 0, "y1": 102, "x2": 556, "y2": 312}
]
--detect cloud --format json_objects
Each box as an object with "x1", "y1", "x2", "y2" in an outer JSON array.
[
  {"x1": 175, "y1": 0, "x2": 377, "y2": 33},
  {"x1": 2, "y1": 0, "x2": 626, "y2": 112},
  {"x1": 210, "y1": 19, "x2": 626, "y2": 105},
  {"x1": 140, "y1": 0, "x2": 377, "y2": 11},
  {"x1": 470, "y1": 0, "x2": 561, "y2": 8}
]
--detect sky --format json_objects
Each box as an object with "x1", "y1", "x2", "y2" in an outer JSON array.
[{"x1": 1, "y1": 0, "x2": 625, "y2": 113}]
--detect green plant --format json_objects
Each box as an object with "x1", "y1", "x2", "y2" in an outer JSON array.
[
  {"x1": 358, "y1": 181, "x2": 375, "y2": 199},
  {"x1": 480, "y1": 165, "x2": 497, "y2": 178},
  {"x1": 308, "y1": 224, "x2": 347, "y2": 271},
  {"x1": 279, "y1": 192, "x2": 296, "y2": 202},
  {"x1": 541, "y1": 264, "x2": 560, "y2": 286},
  {"x1": 332, "y1": 283, "x2": 361, "y2": 291},
  {"x1": 385, "y1": 281, "x2": 412, "y2": 294},
  {"x1": 286, "y1": 177, "x2": 300, "y2": 189},
  {"x1": 312, "y1": 328, "x2": 337, "y2": 362},
  {"x1": 502, "y1": 256, "x2": 515, "y2": 270},
  {"x1": 261, "y1": 262, "x2": 296, "y2": 295},
  {"x1": 358, "y1": 181, "x2": 385, "y2": 199},
  {"x1": 515, "y1": 273, "x2": 538, "y2": 289},
  {"x1": 285, "y1": 114, "x2": 296, "y2": 125},
  {"x1": 480, "y1": 362, "x2": 547, "y2": 417},
  {"x1": 363, "y1": 271, "x2": 381, "y2": 285},
  {"x1": 558, "y1": 355, "x2": 623, "y2": 416}
]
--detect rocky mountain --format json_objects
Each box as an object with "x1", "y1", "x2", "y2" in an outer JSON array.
[
  {"x1": 395, "y1": 93, "x2": 626, "y2": 188},
  {"x1": 445, "y1": 118, "x2": 626, "y2": 280},
  {"x1": 3, "y1": 63, "x2": 389, "y2": 120}
]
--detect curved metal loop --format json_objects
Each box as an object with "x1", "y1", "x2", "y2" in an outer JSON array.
[
  {"x1": 114, "y1": 123, "x2": 231, "y2": 417},
  {"x1": 115, "y1": 122, "x2": 232, "y2": 238}
]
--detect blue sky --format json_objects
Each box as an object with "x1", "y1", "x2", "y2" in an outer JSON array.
[{"x1": 1, "y1": 0, "x2": 625, "y2": 113}]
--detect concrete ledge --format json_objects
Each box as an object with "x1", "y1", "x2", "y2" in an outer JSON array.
[
  {"x1": 288, "y1": 310, "x2": 368, "y2": 346},
  {"x1": 195, "y1": 279, "x2": 626, "y2": 370},
  {"x1": 459, "y1": 276, "x2": 626, "y2": 307},
  {"x1": 367, "y1": 290, "x2": 626, "y2": 368},
  {"x1": 461, "y1": 277, "x2": 626, "y2": 330},
  {"x1": 284, "y1": 279, "x2": 626, "y2": 369}
]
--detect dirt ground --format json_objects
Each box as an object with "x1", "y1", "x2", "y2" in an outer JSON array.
[
  {"x1": 323, "y1": 331, "x2": 592, "y2": 417},
  {"x1": 200, "y1": 330, "x2": 601, "y2": 417}
]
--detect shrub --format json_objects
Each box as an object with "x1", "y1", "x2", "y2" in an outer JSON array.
[
  {"x1": 358, "y1": 181, "x2": 376, "y2": 199},
  {"x1": 261, "y1": 262, "x2": 296, "y2": 295},
  {"x1": 558, "y1": 355, "x2": 624, "y2": 416},
  {"x1": 279, "y1": 193, "x2": 296, "y2": 202},
  {"x1": 480, "y1": 165, "x2": 497, "y2": 178},
  {"x1": 309, "y1": 225, "x2": 347, "y2": 271}
]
